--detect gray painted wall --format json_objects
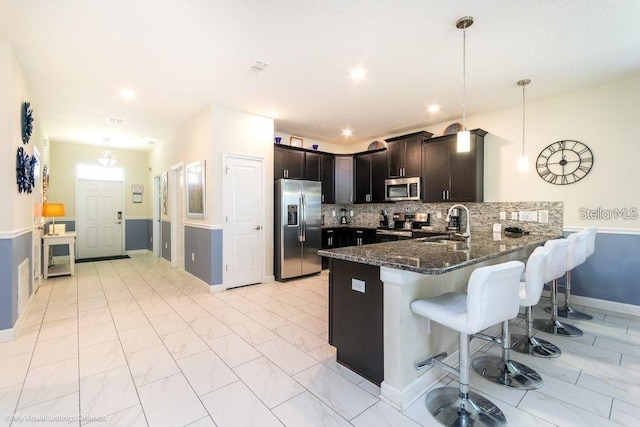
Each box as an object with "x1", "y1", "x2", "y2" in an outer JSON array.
[
  {"x1": 184, "y1": 226, "x2": 223, "y2": 286},
  {"x1": 0, "y1": 232, "x2": 32, "y2": 330},
  {"x1": 161, "y1": 220, "x2": 171, "y2": 261},
  {"x1": 147, "y1": 219, "x2": 153, "y2": 251},
  {"x1": 569, "y1": 232, "x2": 640, "y2": 306},
  {"x1": 125, "y1": 219, "x2": 150, "y2": 251}
]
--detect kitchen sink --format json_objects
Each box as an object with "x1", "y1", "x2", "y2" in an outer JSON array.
[{"x1": 418, "y1": 235, "x2": 469, "y2": 250}]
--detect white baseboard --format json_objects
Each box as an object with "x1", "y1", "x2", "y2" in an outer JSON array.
[
  {"x1": 541, "y1": 290, "x2": 640, "y2": 316},
  {"x1": 0, "y1": 327, "x2": 15, "y2": 342},
  {"x1": 263, "y1": 275, "x2": 275, "y2": 284},
  {"x1": 126, "y1": 249, "x2": 150, "y2": 255}
]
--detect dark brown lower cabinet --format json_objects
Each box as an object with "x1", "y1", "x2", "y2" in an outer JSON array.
[{"x1": 329, "y1": 259, "x2": 383, "y2": 384}]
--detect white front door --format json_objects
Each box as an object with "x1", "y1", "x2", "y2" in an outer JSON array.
[
  {"x1": 223, "y1": 155, "x2": 264, "y2": 288},
  {"x1": 77, "y1": 179, "x2": 123, "y2": 259}
]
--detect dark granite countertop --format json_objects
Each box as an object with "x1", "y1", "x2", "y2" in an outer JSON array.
[{"x1": 318, "y1": 232, "x2": 559, "y2": 275}]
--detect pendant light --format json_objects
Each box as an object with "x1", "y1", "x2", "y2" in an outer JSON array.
[
  {"x1": 456, "y1": 16, "x2": 474, "y2": 153},
  {"x1": 517, "y1": 79, "x2": 531, "y2": 172},
  {"x1": 97, "y1": 139, "x2": 117, "y2": 167}
]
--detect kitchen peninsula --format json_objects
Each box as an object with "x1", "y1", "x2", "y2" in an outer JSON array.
[{"x1": 319, "y1": 231, "x2": 558, "y2": 410}]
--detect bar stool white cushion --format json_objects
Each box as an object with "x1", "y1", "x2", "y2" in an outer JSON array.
[
  {"x1": 543, "y1": 239, "x2": 570, "y2": 283},
  {"x1": 585, "y1": 226, "x2": 598, "y2": 257},
  {"x1": 411, "y1": 261, "x2": 524, "y2": 335},
  {"x1": 519, "y1": 246, "x2": 549, "y2": 307},
  {"x1": 568, "y1": 231, "x2": 589, "y2": 271}
]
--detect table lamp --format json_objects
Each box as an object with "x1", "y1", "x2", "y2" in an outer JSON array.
[{"x1": 42, "y1": 203, "x2": 65, "y2": 235}]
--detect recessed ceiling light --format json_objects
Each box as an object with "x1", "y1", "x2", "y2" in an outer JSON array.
[
  {"x1": 427, "y1": 105, "x2": 440, "y2": 113},
  {"x1": 342, "y1": 129, "x2": 353, "y2": 137},
  {"x1": 120, "y1": 89, "x2": 136, "y2": 101},
  {"x1": 350, "y1": 68, "x2": 366, "y2": 80},
  {"x1": 107, "y1": 117, "x2": 125, "y2": 124}
]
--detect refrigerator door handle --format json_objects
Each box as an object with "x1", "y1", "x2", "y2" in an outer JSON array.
[
  {"x1": 301, "y1": 194, "x2": 306, "y2": 242},
  {"x1": 298, "y1": 196, "x2": 303, "y2": 242}
]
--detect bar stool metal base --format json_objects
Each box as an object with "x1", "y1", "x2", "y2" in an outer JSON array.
[
  {"x1": 472, "y1": 356, "x2": 543, "y2": 390},
  {"x1": 552, "y1": 304, "x2": 594, "y2": 320},
  {"x1": 426, "y1": 387, "x2": 506, "y2": 427},
  {"x1": 533, "y1": 318, "x2": 583, "y2": 337},
  {"x1": 510, "y1": 334, "x2": 561, "y2": 358}
]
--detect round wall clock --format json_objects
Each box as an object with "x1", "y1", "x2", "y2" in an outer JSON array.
[
  {"x1": 21, "y1": 102, "x2": 34, "y2": 144},
  {"x1": 536, "y1": 140, "x2": 593, "y2": 185}
]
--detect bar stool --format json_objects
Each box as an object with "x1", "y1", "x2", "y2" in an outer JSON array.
[
  {"x1": 410, "y1": 261, "x2": 524, "y2": 427},
  {"x1": 556, "y1": 230, "x2": 593, "y2": 320},
  {"x1": 533, "y1": 239, "x2": 583, "y2": 337},
  {"x1": 557, "y1": 227, "x2": 597, "y2": 320},
  {"x1": 510, "y1": 246, "x2": 561, "y2": 358},
  {"x1": 472, "y1": 251, "x2": 544, "y2": 388}
]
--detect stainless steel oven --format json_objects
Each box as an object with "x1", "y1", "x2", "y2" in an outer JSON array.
[{"x1": 375, "y1": 228, "x2": 412, "y2": 243}]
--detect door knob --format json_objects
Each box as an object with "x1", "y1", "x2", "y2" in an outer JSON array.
[{"x1": 254, "y1": 225, "x2": 262, "y2": 230}]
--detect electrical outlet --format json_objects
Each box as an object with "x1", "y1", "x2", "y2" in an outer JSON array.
[
  {"x1": 351, "y1": 279, "x2": 365, "y2": 293},
  {"x1": 349, "y1": 210, "x2": 354, "y2": 216},
  {"x1": 511, "y1": 212, "x2": 518, "y2": 220},
  {"x1": 191, "y1": 253, "x2": 195, "y2": 261},
  {"x1": 538, "y1": 210, "x2": 549, "y2": 223},
  {"x1": 500, "y1": 211, "x2": 506, "y2": 220},
  {"x1": 332, "y1": 210, "x2": 336, "y2": 217},
  {"x1": 436, "y1": 211, "x2": 442, "y2": 219}
]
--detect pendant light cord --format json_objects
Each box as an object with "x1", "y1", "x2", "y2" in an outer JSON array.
[
  {"x1": 522, "y1": 83, "x2": 526, "y2": 156},
  {"x1": 462, "y1": 24, "x2": 467, "y2": 131}
]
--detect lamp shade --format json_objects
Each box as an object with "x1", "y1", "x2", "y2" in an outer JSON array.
[
  {"x1": 457, "y1": 130, "x2": 471, "y2": 153},
  {"x1": 42, "y1": 203, "x2": 65, "y2": 217}
]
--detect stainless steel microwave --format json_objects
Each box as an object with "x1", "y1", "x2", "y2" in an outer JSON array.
[{"x1": 385, "y1": 177, "x2": 421, "y2": 201}]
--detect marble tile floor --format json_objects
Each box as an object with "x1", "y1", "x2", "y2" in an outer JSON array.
[{"x1": 1, "y1": 253, "x2": 638, "y2": 426}]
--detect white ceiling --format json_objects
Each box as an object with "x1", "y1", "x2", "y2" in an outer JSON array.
[{"x1": 1, "y1": 0, "x2": 639, "y2": 150}]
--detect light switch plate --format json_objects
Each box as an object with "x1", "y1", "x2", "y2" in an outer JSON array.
[
  {"x1": 538, "y1": 210, "x2": 549, "y2": 223},
  {"x1": 511, "y1": 212, "x2": 518, "y2": 220},
  {"x1": 352, "y1": 279, "x2": 365, "y2": 293},
  {"x1": 500, "y1": 211, "x2": 507, "y2": 220},
  {"x1": 436, "y1": 211, "x2": 442, "y2": 219}
]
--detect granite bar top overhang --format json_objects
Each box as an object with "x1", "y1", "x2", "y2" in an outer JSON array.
[{"x1": 318, "y1": 232, "x2": 560, "y2": 275}]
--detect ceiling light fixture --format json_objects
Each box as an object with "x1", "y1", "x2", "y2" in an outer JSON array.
[
  {"x1": 517, "y1": 79, "x2": 531, "y2": 172},
  {"x1": 427, "y1": 105, "x2": 440, "y2": 113},
  {"x1": 456, "y1": 16, "x2": 474, "y2": 153},
  {"x1": 120, "y1": 89, "x2": 136, "y2": 101},
  {"x1": 97, "y1": 139, "x2": 117, "y2": 167},
  {"x1": 342, "y1": 129, "x2": 353, "y2": 137},
  {"x1": 350, "y1": 68, "x2": 366, "y2": 80}
]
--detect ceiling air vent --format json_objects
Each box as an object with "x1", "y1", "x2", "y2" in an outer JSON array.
[
  {"x1": 247, "y1": 59, "x2": 270, "y2": 74},
  {"x1": 108, "y1": 117, "x2": 125, "y2": 125}
]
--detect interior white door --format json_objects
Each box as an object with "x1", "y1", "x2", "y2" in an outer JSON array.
[
  {"x1": 77, "y1": 179, "x2": 123, "y2": 259},
  {"x1": 170, "y1": 165, "x2": 185, "y2": 269},
  {"x1": 223, "y1": 155, "x2": 264, "y2": 288},
  {"x1": 153, "y1": 175, "x2": 160, "y2": 257}
]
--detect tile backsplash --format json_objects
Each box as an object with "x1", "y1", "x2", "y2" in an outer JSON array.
[{"x1": 322, "y1": 201, "x2": 563, "y2": 235}]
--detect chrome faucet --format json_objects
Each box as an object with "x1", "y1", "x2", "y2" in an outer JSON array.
[{"x1": 446, "y1": 204, "x2": 471, "y2": 241}]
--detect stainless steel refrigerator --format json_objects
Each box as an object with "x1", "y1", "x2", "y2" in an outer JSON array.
[{"x1": 275, "y1": 179, "x2": 322, "y2": 281}]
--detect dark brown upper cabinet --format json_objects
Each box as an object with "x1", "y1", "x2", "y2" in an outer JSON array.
[
  {"x1": 421, "y1": 129, "x2": 487, "y2": 203},
  {"x1": 354, "y1": 149, "x2": 386, "y2": 203},
  {"x1": 274, "y1": 144, "x2": 335, "y2": 203},
  {"x1": 385, "y1": 131, "x2": 433, "y2": 178}
]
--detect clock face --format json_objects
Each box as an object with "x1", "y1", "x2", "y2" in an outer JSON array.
[{"x1": 536, "y1": 140, "x2": 593, "y2": 185}]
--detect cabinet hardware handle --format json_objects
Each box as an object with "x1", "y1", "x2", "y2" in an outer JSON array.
[{"x1": 254, "y1": 225, "x2": 262, "y2": 230}]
